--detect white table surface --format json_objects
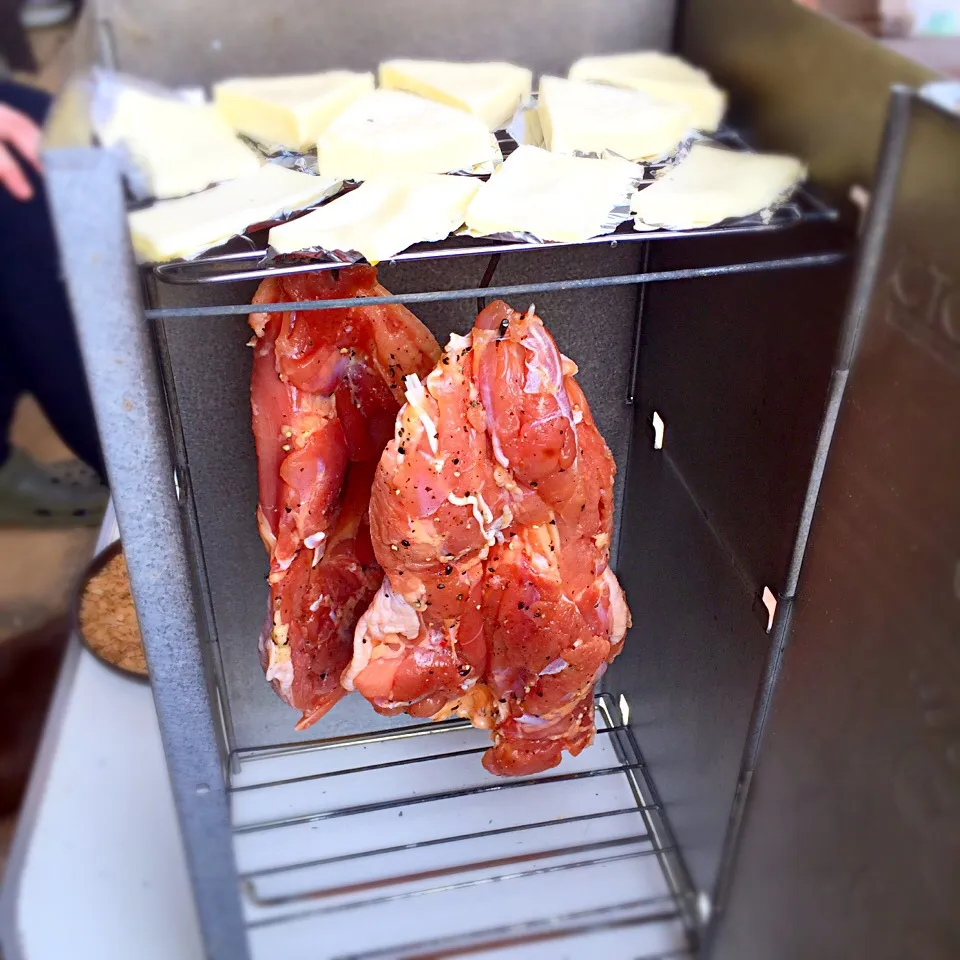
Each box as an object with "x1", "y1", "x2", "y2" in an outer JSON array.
[{"x1": 0, "y1": 508, "x2": 203, "y2": 960}]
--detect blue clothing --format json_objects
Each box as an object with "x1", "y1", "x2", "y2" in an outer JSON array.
[{"x1": 0, "y1": 79, "x2": 103, "y2": 477}]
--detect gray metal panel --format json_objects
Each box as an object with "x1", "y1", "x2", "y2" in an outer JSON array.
[
  {"x1": 680, "y1": 0, "x2": 937, "y2": 200},
  {"x1": 149, "y1": 241, "x2": 642, "y2": 749},
  {"x1": 607, "y1": 217, "x2": 851, "y2": 899},
  {"x1": 43, "y1": 149, "x2": 249, "y2": 960},
  {"x1": 96, "y1": 0, "x2": 675, "y2": 85},
  {"x1": 709, "y1": 91, "x2": 960, "y2": 960},
  {"x1": 639, "y1": 222, "x2": 854, "y2": 597},
  {"x1": 613, "y1": 437, "x2": 770, "y2": 899}
]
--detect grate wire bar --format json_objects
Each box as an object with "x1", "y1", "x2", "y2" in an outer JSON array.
[{"x1": 232, "y1": 695, "x2": 696, "y2": 958}]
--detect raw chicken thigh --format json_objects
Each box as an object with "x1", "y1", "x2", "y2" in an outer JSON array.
[
  {"x1": 345, "y1": 299, "x2": 630, "y2": 774},
  {"x1": 250, "y1": 266, "x2": 440, "y2": 729}
]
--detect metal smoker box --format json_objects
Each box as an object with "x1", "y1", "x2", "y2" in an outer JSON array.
[{"x1": 15, "y1": 1, "x2": 960, "y2": 957}]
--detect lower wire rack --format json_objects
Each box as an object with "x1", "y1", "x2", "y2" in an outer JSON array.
[{"x1": 228, "y1": 694, "x2": 696, "y2": 960}]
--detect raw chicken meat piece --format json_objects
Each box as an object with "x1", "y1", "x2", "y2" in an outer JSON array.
[
  {"x1": 250, "y1": 266, "x2": 440, "y2": 729},
  {"x1": 345, "y1": 300, "x2": 630, "y2": 774}
]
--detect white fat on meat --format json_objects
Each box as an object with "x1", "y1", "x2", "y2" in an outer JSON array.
[
  {"x1": 260, "y1": 614, "x2": 294, "y2": 698},
  {"x1": 403, "y1": 374, "x2": 439, "y2": 455},
  {"x1": 539, "y1": 657, "x2": 568, "y2": 676},
  {"x1": 602, "y1": 566, "x2": 630, "y2": 647},
  {"x1": 520, "y1": 318, "x2": 578, "y2": 431},
  {"x1": 342, "y1": 579, "x2": 420, "y2": 690},
  {"x1": 256, "y1": 506, "x2": 277, "y2": 552},
  {"x1": 521, "y1": 322, "x2": 563, "y2": 396},
  {"x1": 490, "y1": 428, "x2": 510, "y2": 469},
  {"x1": 446, "y1": 331, "x2": 472, "y2": 352},
  {"x1": 264, "y1": 642, "x2": 294, "y2": 690},
  {"x1": 446, "y1": 490, "x2": 514, "y2": 546}
]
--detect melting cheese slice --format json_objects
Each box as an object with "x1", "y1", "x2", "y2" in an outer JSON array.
[
  {"x1": 127, "y1": 164, "x2": 342, "y2": 262},
  {"x1": 268, "y1": 172, "x2": 479, "y2": 263},
  {"x1": 317, "y1": 89, "x2": 499, "y2": 181},
  {"x1": 631, "y1": 143, "x2": 806, "y2": 230},
  {"x1": 538, "y1": 75, "x2": 689, "y2": 162},
  {"x1": 99, "y1": 86, "x2": 261, "y2": 200},
  {"x1": 464, "y1": 144, "x2": 640, "y2": 244},
  {"x1": 213, "y1": 71, "x2": 374, "y2": 151},
  {"x1": 379, "y1": 59, "x2": 533, "y2": 131},
  {"x1": 569, "y1": 51, "x2": 727, "y2": 133}
]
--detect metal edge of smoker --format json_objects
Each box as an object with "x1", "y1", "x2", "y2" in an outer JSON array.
[
  {"x1": 41, "y1": 147, "x2": 250, "y2": 960},
  {"x1": 703, "y1": 83, "x2": 915, "y2": 955},
  {"x1": 706, "y1": 86, "x2": 960, "y2": 960}
]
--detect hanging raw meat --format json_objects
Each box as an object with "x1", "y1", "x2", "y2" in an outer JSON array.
[
  {"x1": 344, "y1": 300, "x2": 630, "y2": 775},
  {"x1": 250, "y1": 266, "x2": 440, "y2": 730}
]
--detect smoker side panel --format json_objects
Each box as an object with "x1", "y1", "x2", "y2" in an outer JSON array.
[
  {"x1": 640, "y1": 224, "x2": 853, "y2": 597},
  {"x1": 43, "y1": 149, "x2": 249, "y2": 960},
  {"x1": 613, "y1": 437, "x2": 769, "y2": 901},
  {"x1": 152, "y1": 242, "x2": 642, "y2": 750},
  {"x1": 709, "y1": 92, "x2": 960, "y2": 960},
  {"x1": 95, "y1": 0, "x2": 675, "y2": 86},
  {"x1": 610, "y1": 220, "x2": 852, "y2": 897}
]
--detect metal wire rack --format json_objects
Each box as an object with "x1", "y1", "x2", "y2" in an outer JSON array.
[
  {"x1": 133, "y1": 126, "x2": 847, "y2": 959},
  {"x1": 228, "y1": 693, "x2": 695, "y2": 960},
  {"x1": 147, "y1": 125, "x2": 840, "y2": 297}
]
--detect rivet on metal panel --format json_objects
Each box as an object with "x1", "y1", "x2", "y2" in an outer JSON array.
[
  {"x1": 849, "y1": 185, "x2": 871, "y2": 233},
  {"x1": 651, "y1": 411, "x2": 665, "y2": 450},
  {"x1": 761, "y1": 586, "x2": 778, "y2": 634},
  {"x1": 618, "y1": 693, "x2": 631, "y2": 726},
  {"x1": 697, "y1": 891, "x2": 712, "y2": 924}
]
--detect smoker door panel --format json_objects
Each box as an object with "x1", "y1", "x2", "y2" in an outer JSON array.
[{"x1": 710, "y1": 90, "x2": 960, "y2": 959}]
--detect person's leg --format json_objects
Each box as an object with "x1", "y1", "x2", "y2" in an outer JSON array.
[
  {"x1": 0, "y1": 79, "x2": 107, "y2": 526},
  {"x1": 0, "y1": 80, "x2": 105, "y2": 477},
  {"x1": 0, "y1": 341, "x2": 23, "y2": 465}
]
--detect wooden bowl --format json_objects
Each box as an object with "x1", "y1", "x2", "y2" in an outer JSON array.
[{"x1": 73, "y1": 540, "x2": 149, "y2": 683}]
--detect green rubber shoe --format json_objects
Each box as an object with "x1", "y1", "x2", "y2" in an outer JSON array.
[{"x1": 0, "y1": 448, "x2": 108, "y2": 529}]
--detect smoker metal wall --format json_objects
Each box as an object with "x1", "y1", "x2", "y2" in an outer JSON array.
[
  {"x1": 611, "y1": 220, "x2": 853, "y2": 897},
  {"x1": 709, "y1": 93, "x2": 960, "y2": 959},
  {"x1": 150, "y1": 242, "x2": 643, "y2": 750},
  {"x1": 95, "y1": 0, "x2": 675, "y2": 86},
  {"x1": 640, "y1": 224, "x2": 854, "y2": 597},
  {"x1": 680, "y1": 0, "x2": 936, "y2": 200}
]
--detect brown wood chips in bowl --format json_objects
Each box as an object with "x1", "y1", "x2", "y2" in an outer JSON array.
[{"x1": 78, "y1": 545, "x2": 148, "y2": 679}]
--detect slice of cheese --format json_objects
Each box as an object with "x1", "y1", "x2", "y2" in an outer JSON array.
[
  {"x1": 538, "y1": 76, "x2": 689, "y2": 163},
  {"x1": 128, "y1": 164, "x2": 342, "y2": 262},
  {"x1": 631, "y1": 143, "x2": 806, "y2": 230},
  {"x1": 268, "y1": 172, "x2": 479, "y2": 263},
  {"x1": 569, "y1": 51, "x2": 727, "y2": 133},
  {"x1": 98, "y1": 86, "x2": 261, "y2": 200},
  {"x1": 379, "y1": 59, "x2": 533, "y2": 131},
  {"x1": 213, "y1": 71, "x2": 374, "y2": 151},
  {"x1": 464, "y1": 144, "x2": 640, "y2": 244},
  {"x1": 317, "y1": 90, "x2": 499, "y2": 181}
]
